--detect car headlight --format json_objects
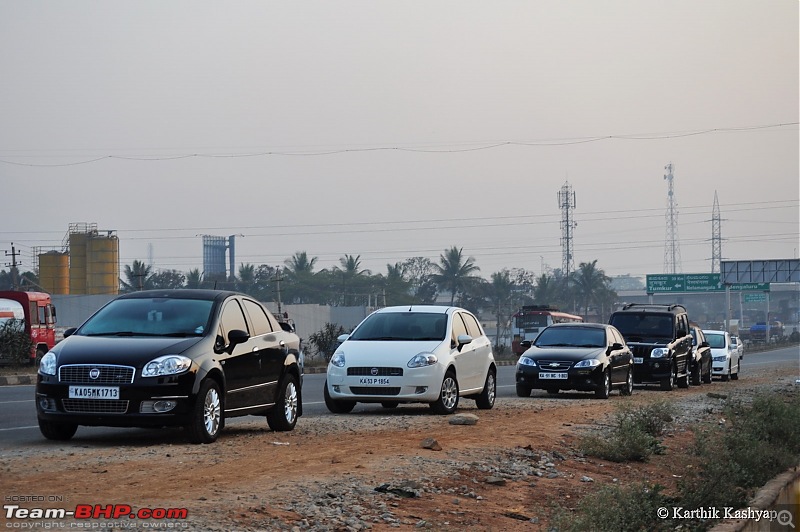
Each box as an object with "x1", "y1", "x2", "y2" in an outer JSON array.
[
  {"x1": 39, "y1": 352, "x2": 56, "y2": 376},
  {"x1": 518, "y1": 356, "x2": 537, "y2": 367},
  {"x1": 142, "y1": 355, "x2": 192, "y2": 377},
  {"x1": 330, "y1": 352, "x2": 346, "y2": 368},
  {"x1": 574, "y1": 359, "x2": 601, "y2": 368},
  {"x1": 713, "y1": 355, "x2": 727, "y2": 362},
  {"x1": 408, "y1": 353, "x2": 437, "y2": 368},
  {"x1": 651, "y1": 348, "x2": 669, "y2": 358}
]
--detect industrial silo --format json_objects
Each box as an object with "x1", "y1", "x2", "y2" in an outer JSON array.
[
  {"x1": 87, "y1": 233, "x2": 120, "y2": 295},
  {"x1": 68, "y1": 231, "x2": 89, "y2": 294},
  {"x1": 38, "y1": 251, "x2": 70, "y2": 294}
]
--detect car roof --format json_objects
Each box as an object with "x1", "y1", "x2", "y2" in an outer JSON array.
[
  {"x1": 117, "y1": 289, "x2": 242, "y2": 302},
  {"x1": 374, "y1": 305, "x2": 456, "y2": 314},
  {"x1": 547, "y1": 322, "x2": 609, "y2": 330},
  {"x1": 701, "y1": 329, "x2": 727, "y2": 335},
  {"x1": 613, "y1": 303, "x2": 686, "y2": 314}
]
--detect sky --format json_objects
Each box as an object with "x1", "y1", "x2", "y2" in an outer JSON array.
[{"x1": 1, "y1": 1, "x2": 798, "y2": 283}]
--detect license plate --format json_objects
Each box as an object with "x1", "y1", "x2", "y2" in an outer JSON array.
[
  {"x1": 358, "y1": 377, "x2": 391, "y2": 385},
  {"x1": 633, "y1": 357, "x2": 644, "y2": 364},
  {"x1": 68, "y1": 386, "x2": 119, "y2": 399},
  {"x1": 539, "y1": 372, "x2": 568, "y2": 380}
]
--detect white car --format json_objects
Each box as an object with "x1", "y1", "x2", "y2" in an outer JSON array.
[
  {"x1": 730, "y1": 335, "x2": 744, "y2": 360},
  {"x1": 325, "y1": 305, "x2": 496, "y2": 414},
  {"x1": 703, "y1": 329, "x2": 740, "y2": 381}
]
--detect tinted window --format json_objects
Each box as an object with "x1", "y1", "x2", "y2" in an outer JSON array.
[
  {"x1": 452, "y1": 314, "x2": 468, "y2": 343},
  {"x1": 534, "y1": 326, "x2": 605, "y2": 348},
  {"x1": 460, "y1": 312, "x2": 483, "y2": 338},
  {"x1": 610, "y1": 313, "x2": 673, "y2": 338},
  {"x1": 705, "y1": 332, "x2": 727, "y2": 349},
  {"x1": 243, "y1": 299, "x2": 273, "y2": 336},
  {"x1": 80, "y1": 298, "x2": 213, "y2": 336},
  {"x1": 350, "y1": 312, "x2": 447, "y2": 341},
  {"x1": 220, "y1": 299, "x2": 249, "y2": 339}
]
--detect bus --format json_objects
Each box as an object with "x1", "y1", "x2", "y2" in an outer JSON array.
[{"x1": 511, "y1": 305, "x2": 583, "y2": 355}]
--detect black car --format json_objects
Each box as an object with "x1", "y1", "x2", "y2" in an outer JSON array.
[
  {"x1": 608, "y1": 303, "x2": 692, "y2": 391},
  {"x1": 515, "y1": 323, "x2": 634, "y2": 399},
  {"x1": 689, "y1": 326, "x2": 712, "y2": 385},
  {"x1": 36, "y1": 289, "x2": 303, "y2": 443}
]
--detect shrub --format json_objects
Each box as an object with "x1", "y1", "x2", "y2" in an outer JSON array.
[
  {"x1": 580, "y1": 400, "x2": 675, "y2": 462},
  {"x1": 0, "y1": 319, "x2": 34, "y2": 366},
  {"x1": 307, "y1": 322, "x2": 347, "y2": 363}
]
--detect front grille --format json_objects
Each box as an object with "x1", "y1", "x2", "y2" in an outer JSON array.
[
  {"x1": 537, "y1": 360, "x2": 573, "y2": 371},
  {"x1": 349, "y1": 387, "x2": 401, "y2": 396},
  {"x1": 62, "y1": 399, "x2": 129, "y2": 414},
  {"x1": 347, "y1": 367, "x2": 404, "y2": 377},
  {"x1": 630, "y1": 345, "x2": 657, "y2": 359},
  {"x1": 59, "y1": 365, "x2": 135, "y2": 384}
]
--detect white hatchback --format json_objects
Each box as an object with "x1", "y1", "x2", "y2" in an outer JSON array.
[
  {"x1": 703, "y1": 329, "x2": 741, "y2": 381},
  {"x1": 325, "y1": 305, "x2": 496, "y2": 414}
]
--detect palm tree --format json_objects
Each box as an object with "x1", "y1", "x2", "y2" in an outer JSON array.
[
  {"x1": 237, "y1": 263, "x2": 256, "y2": 295},
  {"x1": 379, "y1": 262, "x2": 413, "y2": 306},
  {"x1": 186, "y1": 269, "x2": 203, "y2": 289},
  {"x1": 336, "y1": 254, "x2": 371, "y2": 305},
  {"x1": 572, "y1": 260, "x2": 612, "y2": 319},
  {"x1": 433, "y1": 246, "x2": 480, "y2": 305},
  {"x1": 283, "y1": 251, "x2": 319, "y2": 304},
  {"x1": 121, "y1": 260, "x2": 153, "y2": 292}
]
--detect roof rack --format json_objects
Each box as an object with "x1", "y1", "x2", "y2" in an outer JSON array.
[{"x1": 620, "y1": 303, "x2": 687, "y2": 312}]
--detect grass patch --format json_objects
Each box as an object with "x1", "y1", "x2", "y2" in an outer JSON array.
[{"x1": 580, "y1": 400, "x2": 675, "y2": 462}]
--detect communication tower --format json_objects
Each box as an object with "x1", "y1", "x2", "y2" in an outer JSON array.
[
  {"x1": 663, "y1": 163, "x2": 682, "y2": 274},
  {"x1": 558, "y1": 181, "x2": 577, "y2": 279},
  {"x1": 711, "y1": 191, "x2": 723, "y2": 273}
]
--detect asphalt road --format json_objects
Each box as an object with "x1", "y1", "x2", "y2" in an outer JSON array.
[{"x1": 1, "y1": 346, "x2": 797, "y2": 449}]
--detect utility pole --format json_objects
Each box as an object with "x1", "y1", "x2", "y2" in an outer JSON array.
[
  {"x1": 4, "y1": 242, "x2": 21, "y2": 290},
  {"x1": 273, "y1": 271, "x2": 283, "y2": 314}
]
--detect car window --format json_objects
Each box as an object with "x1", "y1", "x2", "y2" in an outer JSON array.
[
  {"x1": 242, "y1": 299, "x2": 273, "y2": 336},
  {"x1": 452, "y1": 313, "x2": 469, "y2": 344},
  {"x1": 705, "y1": 333, "x2": 726, "y2": 349},
  {"x1": 610, "y1": 313, "x2": 673, "y2": 339},
  {"x1": 676, "y1": 315, "x2": 688, "y2": 337},
  {"x1": 534, "y1": 327, "x2": 605, "y2": 348},
  {"x1": 610, "y1": 327, "x2": 624, "y2": 345},
  {"x1": 79, "y1": 298, "x2": 213, "y2": 336},
  {"x1": 219, "y1": 299, "x2": 249, "y2": 340},
  {"x1": 460, "y1": 312, "x2": 483, "y2": 339},
  {"x1": 349, "y1": 312, "x2": 447, "y2": 341}
]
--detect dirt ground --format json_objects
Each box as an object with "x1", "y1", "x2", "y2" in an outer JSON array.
[{"x1": 2, "y1": 363, "x2": 798, "y2": 531}]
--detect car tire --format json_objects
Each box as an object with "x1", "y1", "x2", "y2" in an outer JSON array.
[
  {"x1": 677, "y1": 367, "x2": 690, "y2": 389},
  {"x1": 690, "y1": 362, "x2": 701, "y2": 386},
  {"x1": 620, "y1": 368, "x2": 634, "y2": 396},
  {"x1": 731, "y1": 363, "x2": 739, "y2": 380},
  {"x1": 475, "y1": 369, "x2": 496, "y2": 410},
  {"x1": 595, "y1": 369, "x2": 611, "y2": 399},
  {"x1": 515, "y1": 384, "x2": 531, "y2": 397},
  {"x1": 381, "y1": 401, "x2": 399, "y2": 409},
  {"x1": 324, "y1": 380, "x2": 356, "y2": 414},
  {"x1": 660, "y1": 367, "x2": 675, "y2": 391},
  {"x1": 266, "y1": 373, "x2": 299, "y2": 432},
  {"x1": 33, "y1": 347, "x2": 46, "y2": 366},
  {"x1": 38, "y1": 419, "x2": 78, "y2": 441},
  {"x1": 430, "y1": 370, "x2": 459, "y2": 415},
  {"x1": 187, "y1": 379, "x2": 223, "y2": 444},
  {"x1": 721, "y1": 364, "x2": 730, "y2": 382},
  {"x1": 702, "y1": 364, "x2": 712, "y2": 384}
]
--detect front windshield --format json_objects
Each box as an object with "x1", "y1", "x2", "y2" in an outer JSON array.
[
  {"x1": 349, "y1": 312, "x2": 447, "y2": 341},
  {"x1": 610, "y1": 314, "x2": 673, "y2": 339},
  {"x1": 705, "y1": 333, "x2": 726, "y2": 349},
  {"x1": 534, "y1": 327, "x2": 605, "y2": 348},
  {"x1": 79, "y1": 298, "x2": 214, "y2": 337}
]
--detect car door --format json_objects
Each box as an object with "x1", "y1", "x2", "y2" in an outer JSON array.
[
  {"x1": 608, "y1": 327, "x2": 629, "y2": 384},
  {"x1": 217, "y1": 298, "x2": 261, "y2": 411},
  {"x1": 241, "y1": 299, "x2": 287, "y2": 406},
  {"x1": 451, "y1": 311, "x2": 482, "y2": 391}
]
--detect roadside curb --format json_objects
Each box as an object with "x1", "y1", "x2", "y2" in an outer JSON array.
[{"x1": 0, "y1": 375, "x2": 35, "y2": 386}]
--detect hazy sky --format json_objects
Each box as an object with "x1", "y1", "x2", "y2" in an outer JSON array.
[{"x1": 1, "y1": 1, "x2": 798, "y2": 282}]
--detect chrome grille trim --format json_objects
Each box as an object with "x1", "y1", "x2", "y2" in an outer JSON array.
[
  {"x1": 347, "y1": 367, "x2": 404, "y2": 377},
  {"x1": 62, "y1": 399, "x2": 129, "y2": 414},
  {"x1": 536, "y1": 360, "x2": 573, "y2": 371},
  {"x1": 59, "y1": 364, "x2": 136, "y2": 384}
]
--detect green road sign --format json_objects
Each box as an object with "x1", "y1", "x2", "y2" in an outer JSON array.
[
  {"x1": 646, "y1": 274, "x2": 769, "y2": 293},
  {"x1": 743, "y1": 293, "x2": 767, "y2": 303}
]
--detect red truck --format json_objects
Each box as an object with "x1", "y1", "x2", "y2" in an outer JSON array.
[{"x1": 0, "y1": 291, "x2": 57, "y2": 364}]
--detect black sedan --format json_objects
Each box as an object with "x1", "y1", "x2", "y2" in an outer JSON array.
[
  {"x1": 515, "y1": 323, "x2": 634, "y2": 399},
  {"x1": 36, "y1": 289, "x2": 303, "y2": 443}
]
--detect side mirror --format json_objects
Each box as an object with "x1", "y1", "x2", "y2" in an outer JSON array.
[
  {"x1": 520, "y1": 340, "x2": 532, "y2": 350},
  {"x1": 701, "y1": 341, "x2": 710, "y2": 348},
  {"x1": 456, "y1": 334, "x2": 473, "y2": 351},
  {"x1": 63, "y1": 327, "x2": 77, "y2": 338},
  {"x1": 279, "y1": 322, "x2": 294, "y2": 332},
  {"x1": 608, "y1": 342, "x2": 624, "y2": 354},
  {"x1": 337, "y1": 334, "x2": 350, "y2": 343},
  {"x1": 228, "y1": 329, "x2": 250, "y2": 348}
]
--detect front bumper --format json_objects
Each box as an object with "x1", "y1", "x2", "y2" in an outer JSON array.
[
  {"x1": 326, "y1": 364, "x2": 445, "y2": 403},
  {"x1": 515, "y1": 365, "x2": 603, "y2": 392},
  {"x1": 632, "y1": 358, "x2": 673, "y2": 383},
  {"x1": 35, "y1": 372, "x2": 197, "y2": 428}
]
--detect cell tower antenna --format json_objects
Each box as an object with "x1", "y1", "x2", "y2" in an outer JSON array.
[
  {"x1": 711, "y1": 191, "x2": 723, "y2": 273},
  {"x1": 558, "y1": 181, "x2": 577, "y2": 280},
  {"x1": 663, "y1": 163, "x2": 682, "y2": 274}
]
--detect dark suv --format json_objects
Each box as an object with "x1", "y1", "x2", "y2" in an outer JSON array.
[
  {"x1": 36, "y1": 289, "x2": 303, "y2": 443},
  {"x1": 608, "y1": 303, "x2": 692, "y2": 391}
]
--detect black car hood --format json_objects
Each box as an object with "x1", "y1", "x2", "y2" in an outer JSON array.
[
  {"x1": 524, "y1": 346, "x2": 606, "y2": 361},
  {"x1": 52, "y1": 335, "x2": 205, "y2": 367}
]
